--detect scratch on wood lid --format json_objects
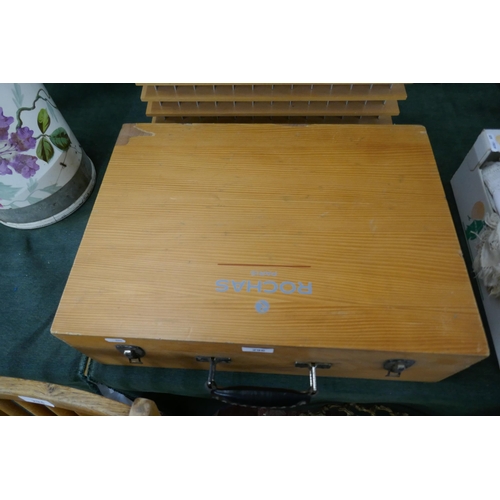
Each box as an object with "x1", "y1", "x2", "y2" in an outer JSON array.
[
  {"x1": 218, "y1": 263, "x2": 311, "y2": 268},
  {"x1": 116, "y1": 124, "x2": 155, "y2": 145}
]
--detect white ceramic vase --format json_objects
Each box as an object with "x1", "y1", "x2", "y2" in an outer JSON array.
[{"x1": 0, "y1": 83, "x2": 95, "y2": 229}]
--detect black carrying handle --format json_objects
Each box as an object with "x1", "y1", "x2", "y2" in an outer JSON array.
[
  {"x1": 212, "y1": 386, "x2": 311, "y2": 407},
  {"x1": 196, "y1": 357, "x2": 331, "y2": 408}
]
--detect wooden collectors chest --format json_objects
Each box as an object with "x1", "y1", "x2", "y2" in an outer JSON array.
[{"x1": 51, "y1": 123, "x2": 488, "y2": 394}]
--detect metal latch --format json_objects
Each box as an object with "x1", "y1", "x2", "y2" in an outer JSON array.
[
  {"x1": 383, "y1": 359, "x2": 415, "y2": 377},
  {"x1": 115, "y1": 345, "x2": 146, "y2": 364}
]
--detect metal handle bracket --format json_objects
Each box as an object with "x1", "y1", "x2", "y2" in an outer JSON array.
[{"x1": 195, "y1": 356, "x2": 331, "y2": 408}]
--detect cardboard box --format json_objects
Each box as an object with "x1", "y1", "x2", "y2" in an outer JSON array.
[{"x1": 451, "y1": 129, "x2": 500, "y2": 366}]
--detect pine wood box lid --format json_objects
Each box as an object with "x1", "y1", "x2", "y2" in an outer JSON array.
[{"x1": 51, "y1": 123, "x2": 488, "y2": 358}]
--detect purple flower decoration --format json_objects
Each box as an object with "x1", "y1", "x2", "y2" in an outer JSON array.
[
  {"x1": 9, "y1": 126, "x2": 36, "y2": 152},
  {"x1": 0, "y1": 158, "x2": 12, "y2": 175},
  {"x1": 0, "y1": 104, "x2": 42, "y2": 183},
  {"x1": 0, "y1": 107, "x2": 14, "y2": 141},
  {"x1": 10, "y1": 154, "x2": 39, "y2": 178}
]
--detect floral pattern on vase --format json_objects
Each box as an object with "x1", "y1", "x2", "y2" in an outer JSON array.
[
  {"x1": 0, "y1": 84, "x2": 83, "y2": 211},
  {"x1": 0, "y1": 108, "x2": 40, "y2": 178}
]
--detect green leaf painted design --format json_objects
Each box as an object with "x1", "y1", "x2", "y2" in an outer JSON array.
[
  {"x1": 27, "y1": 178, "x2": 39, "y2": 194},
  {"x1": 36, "y1": 137, "x2": 54, "y2": 162},
  {"x1": 37, "y1": 108, "x2": 50, "y2": 133},
  {"x1": 465, "y1": 219, "x2": 486, "y2": 241},
  {"x1": 46, "y1": 103, "x2": 59, "y2": 124},
  {"x1": 4, "y1": 200, "x2": 24, "y2": 208},
  {"x1": 26, "y1": 195, "x2": 45, "y2": 205},
  {"x1": 11, "y1": 83, "x2": 24, "y2": 108},
  {"x1": 49, "y1": 127, "x2": 71, "y2": 151},
  {"x1": 0, "y1": 182, "x2": 22, "y2": 201},
  {"x1": 41, "y1": 184, "x2": 62, "y2": 194}
]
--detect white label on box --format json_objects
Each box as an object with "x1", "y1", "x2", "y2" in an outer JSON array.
[
  {"x1": 242, "y1": 347, "x2": 274, "y2": 353},
  {"x1": 104, "y1": 338, "x2": 126, "y2": 343},
  {"x1": 19, "y1": 396, "x2": 54, "y2": 407}
]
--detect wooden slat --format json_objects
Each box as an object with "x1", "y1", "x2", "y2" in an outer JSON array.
[
  {"x1": 0, "y1": 378, "x2": 131, "y2": 416},
  {"x1": 151, "y1": 115, "x2": 393, "y2": 124},
  {"x1": 140, "y1": 84, "x2": 407, "y2": 102},
  {"x1": 146, "y1": 100, "x2": 399, "y2": 117},
  {"x1": 49, "y1": 407, "x2": 78, "y2": 416},
  {"x1": 15, "y1": 401, "x2": 57, "y2": 416},
  {"x1": 0, "y1": 378, "x2": 158, "y2": 416},
  {"x1": 137, "y1": 83, "x2": 402, "y2": 85},
  {"x1": 0, "y1": 399, "x2": 32, "y2": 416}
]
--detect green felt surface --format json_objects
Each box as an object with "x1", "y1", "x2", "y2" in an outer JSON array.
[{"x1": 2, "y1": 83, "x2": 500, "y2": 415}]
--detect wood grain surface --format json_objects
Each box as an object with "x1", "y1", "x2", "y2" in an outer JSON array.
[
  {"x1": 146, "y1": 100, "x2": 399, "y2": 117},
  {"x1": 140, "y1": 84, "x2": 407, "y2": 102},
  {"x1": 51, "y1": 124, "x2": 488, "y2": 381},
  {"x1": 151, "y1": 116, "x2": 394, "y2": 125}
]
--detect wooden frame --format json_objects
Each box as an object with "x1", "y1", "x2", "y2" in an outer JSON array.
[
  {"x1": 137, "y1": 84, "x2": 408, "y2": 124},
  {"x1": 0, "y1": 377, "x2": 160, "y2": 416}
]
